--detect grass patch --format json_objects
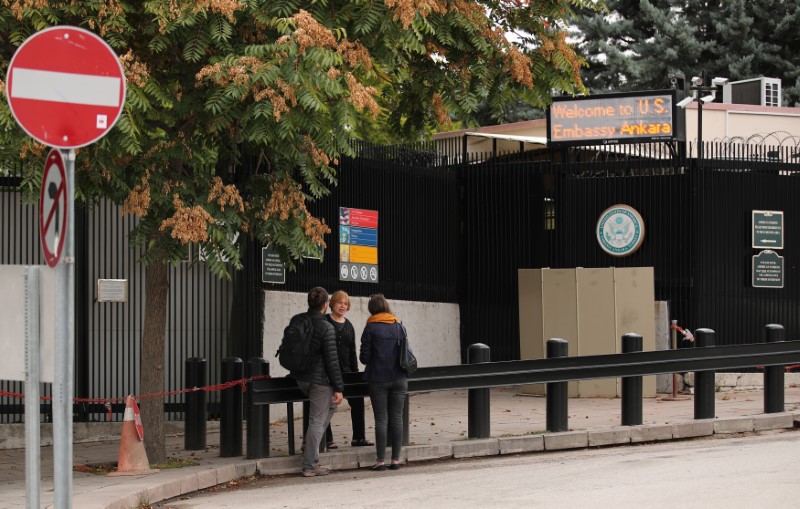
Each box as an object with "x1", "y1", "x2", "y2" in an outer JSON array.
[
  {"x1": 151, "y1": 457, "x2": 199, "y2": 469},
  {"x1": 73, "y1": 457, "x2": 198, "y2": 475}
]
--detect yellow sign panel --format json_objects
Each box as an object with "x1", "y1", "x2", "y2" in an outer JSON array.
[{"x1": 350, "y1": 245, "x2": 377, "y2": 264}]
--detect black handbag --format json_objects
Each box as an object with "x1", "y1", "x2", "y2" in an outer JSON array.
[{"x1": 398, "y1": 323, "x2": 418, "y2": 375}]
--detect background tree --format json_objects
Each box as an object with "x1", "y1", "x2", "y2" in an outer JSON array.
[
  {"x1": 0, "y1": 0, "x2": 596, "y2": 463},
  {"x1": 572, "y1": 0, "x2": 800, "y2": 105}
]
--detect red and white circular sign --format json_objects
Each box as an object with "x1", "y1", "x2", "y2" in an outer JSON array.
[
  {"x1": 39, "y1": 149, "x2": 67, "y2": 267},
  {"x1": 6, "y1": 26, "x2": 126, "y2": 149}
]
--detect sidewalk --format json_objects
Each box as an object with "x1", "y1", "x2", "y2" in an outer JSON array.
[{"x1": 2, "y1": 386, "x2": 799, "y2": 509}]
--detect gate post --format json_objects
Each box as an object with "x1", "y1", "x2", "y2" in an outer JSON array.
[
  {"x1": 764, "y1": 324, "x2": 785, "y2": 413},
  {"x1": 220, "y1": 357, "x2": 243, "y2": 457},
  {"x1": 246, "y1": 357, "x2": 269, "y2": 459},
  {"x1": 546, "y1": 338, "x2": 569, "y2": 432},
  {"x1": 621, "y1": 333, "x2": 643, "y2": 426},
  {"x1": 693, "y1": 329, "x2": 716, "y2": 420},
  {"x1": 184, "y1": 357, "x2": 206, "y2": 450},
  {"x1": 467, "y1": 343, "x2": 491, "y2": 438}
]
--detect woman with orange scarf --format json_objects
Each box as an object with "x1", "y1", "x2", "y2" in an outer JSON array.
[{"x1": 359, "y1": 294, "x2": 407, "y2": 471}]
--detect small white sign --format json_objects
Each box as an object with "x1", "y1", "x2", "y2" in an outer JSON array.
[{"x1": 97, "y1": 279, "x2": 128, "y2": 302}]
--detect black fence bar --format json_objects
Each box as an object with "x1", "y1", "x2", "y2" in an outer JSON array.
[
  {"x1": 621, "y1": 333, "x2": 643, "y2": 426},
  {"x1": 546, "y1": 339, "x2": 569, "y2": 432},
  {"x1": 184, "y1": 357, "x2": 206, "y2": 451},
  {"x1": 764, "y1": 324, "x2": 785, "y2": 413},
  {"x1": 694, "y1": 329, "x2": 716, "y2": 419},
  {"x1": 245, "y1": 357, "x2": 269, "y2": 459},
  {"x1": 220, "y1": 357, "x2": 243, "y2": 457},
  {"x1": 467, "y1": 343, "x2": 490, "y2": 438}
]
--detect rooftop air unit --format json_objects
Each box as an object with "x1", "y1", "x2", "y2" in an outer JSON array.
[{"x1": 722, "y1": 77, "x2": 782, "y2": 107}]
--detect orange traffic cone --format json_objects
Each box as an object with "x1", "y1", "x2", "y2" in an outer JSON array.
[{"x1": 108, "y1": 395, "x2": 158, "y2": 476}]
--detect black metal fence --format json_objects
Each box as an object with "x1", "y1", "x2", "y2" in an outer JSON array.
[{"x1": 4, "y1": 139, "x2": 800, "y2": 422}]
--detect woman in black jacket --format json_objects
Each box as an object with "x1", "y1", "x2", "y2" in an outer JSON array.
[
  {"x1": 324, "y1": 291, "x2": 373, "y2": 449},
  {"x1": 359, "y1": 294, "x2": 407, "y2": 470}
]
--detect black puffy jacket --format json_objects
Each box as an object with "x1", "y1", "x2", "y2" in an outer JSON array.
[{"x1": 291, "y1": 310, "x2": 344, "y2": 393}]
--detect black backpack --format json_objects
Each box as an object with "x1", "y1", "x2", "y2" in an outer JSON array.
[{"x1": 276, "y1": 314, "x2": 315, "y2": 373}]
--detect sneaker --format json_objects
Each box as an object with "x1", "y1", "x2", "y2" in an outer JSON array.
[{"x1": 302, "y1": 465, "x2": 331, "y2": 477}]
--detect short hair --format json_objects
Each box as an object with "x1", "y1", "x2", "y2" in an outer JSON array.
[
  {"x1": 308, "y1": 287, "x2": 329, "y2": 311},
  {"x1": 330, "y1": 290, "x2": 350, "y2": 311},
  {"x1": 367, "y1": 293, "x2": 391, "y2": 315}
]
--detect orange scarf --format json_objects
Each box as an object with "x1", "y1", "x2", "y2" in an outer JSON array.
[{"x1": 367, "y1": 312, "x2": 398, "y2": 324}]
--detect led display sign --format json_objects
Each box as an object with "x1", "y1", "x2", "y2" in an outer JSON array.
[{"x1": 547, "y1": 90, "x2": 680, "y2": 147}]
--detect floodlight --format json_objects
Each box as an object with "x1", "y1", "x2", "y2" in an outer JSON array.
[
  {"x1": 712, "y1": 77, "x2": 729, "y2": 87},
  {"x1": 676, "y1": 96, "x2": 693, "y2": 108},
  {"x1": 700, "y1": 94, "x2": 716, "y2": 103},
  {"x1": 691, "y1": 76, "x2": 704, "y2": 86}
]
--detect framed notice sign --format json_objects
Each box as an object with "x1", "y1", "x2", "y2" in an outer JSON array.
[
  {"x1": 548, "y1": 90, "x2": 678, "y2": 147},
  {"x1": 752, "y1": 210, "x2": 783, "y2": 250},
  {"x1": 752, "y1": 250, "x2": 784, "y2": 288}
]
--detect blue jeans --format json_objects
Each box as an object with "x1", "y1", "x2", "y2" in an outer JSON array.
[
  {"x1": 368, "y1": 379, "x2": 408, "y2": 462},
  {"x1": 297, "y1": 382, "x2": 336, "y2": 471}
]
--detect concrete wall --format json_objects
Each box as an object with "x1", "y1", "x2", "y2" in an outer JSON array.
[
  {"x1": 262, "y1": 291, "x2": 462, "y2": 375},
  {"x1": 262, "y1": 290, "x2": 461, "y2": 421}
]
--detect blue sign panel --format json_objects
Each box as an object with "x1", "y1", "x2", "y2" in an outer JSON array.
[{"x1": 350, "y1": 226, "x2": 378, "y2": 247}]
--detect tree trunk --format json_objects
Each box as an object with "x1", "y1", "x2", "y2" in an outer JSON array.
[{"x1": 141, "y1": 261, "x2": 169, "y2": 464}]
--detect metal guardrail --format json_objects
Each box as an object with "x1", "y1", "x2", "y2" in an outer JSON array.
[
  {"x1": 242, "y1": 333, "x2": 800, "y2": 459},
  {"x1": 250, "y1": 340, "x2": 800, "y2": 405}
]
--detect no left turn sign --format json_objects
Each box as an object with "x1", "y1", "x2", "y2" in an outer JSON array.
[{"x1": 39, "y1": 149, "x2": 67, "y2": 267}]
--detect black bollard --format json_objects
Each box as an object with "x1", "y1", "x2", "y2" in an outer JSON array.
[
  {"x1": 546, "y1": 338, "x2": 569, "y2": 432},
  {"x1": 764, "y1": 324, "x2": 785, "y2": 413},
  {"x1": 467, "y1": 343, "x2": 491, "y2": 438},
  {"x1": 693, "y1": 329, "x2": 716, "y2": 419},
  {"x1": 621, "y1": 333, "x2": 643, "y2": 426},
  {"x1": 246, "y1": 357, "x2": 269, "y2": 459},
  {"x1": 220, "y1": 357, "x2": 243, "y2": 457},
  {"x1": 184, "y1": 357, "x2": 207, "y2": 450}
]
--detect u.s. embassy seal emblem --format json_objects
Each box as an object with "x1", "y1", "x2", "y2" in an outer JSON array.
[{"x1": 596, "y1": 205, "x2": 645, "y2": 256}]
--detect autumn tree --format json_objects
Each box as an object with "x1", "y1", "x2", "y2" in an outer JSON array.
[{"x1": 0, "y1": 0, "x2": 596, "y2": 463}]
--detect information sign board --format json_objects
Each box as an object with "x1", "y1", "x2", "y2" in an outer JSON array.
[
  {"x1": 752, "y1": 250, "x2": 784, "y2": 288},
  {"x1": 548, "y1": 90, "x2": 678, "y2": 147},
  {"x1": 339, "y1": 207, "x2": 378, "y2": 283},
  {"x1": 752, "y1": 210, "x2": 783, "y2": 249},
  {"x1": 261, "y1": 245, "x2": 285, "y2": 284}
]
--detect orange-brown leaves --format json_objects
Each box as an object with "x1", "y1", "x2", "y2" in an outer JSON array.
[
  {"x1": 4, "y1": 0, "x2": 49, "y2": 20},
  {"x1": 120, "y1": 50, "x2": 150, "y2": 89},
  {"x1": 263, "y1": 177, "x2": 330, "y2": 247},
  {"x1": 291, "y1": 10, "x2": 338, "y2": 54},
  {"x1": 385, "y1": 0, "x2": 447, "y2": 29},
  {"x1": 431, "y1": 93, "x2": 451, "y2": 127},
  {"x1": 345, "y1": 73, "x2": 379, "y2": 117},
  {"x1": 207, "y1": 176, "x2": 244, "y2": 213},
  {"x1": 159, "y1": 194, "x2": 215, "y2": 243},
  {"x1": 506, "y1": 45, "x2": 534, "y2": 88},
  {"x1": 122, "y1": 170, "x2": 152, "y2": 217}
]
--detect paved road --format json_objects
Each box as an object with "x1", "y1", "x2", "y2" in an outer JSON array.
[{"x1": 157, "y1": 430, "x2": 799, "y2": 508}]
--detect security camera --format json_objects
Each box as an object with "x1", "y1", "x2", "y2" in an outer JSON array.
[
  {"x1": 712, "y1": 77, "x2": 729, "y2": 87},
  {"x1": 676, "y1": 96, "x2": 693, "y2": 108},
  {"x1": 700, "y1": 94, "x2": 716, "y2": 103},
  {"x1": 691, "y1": 76, "x2": 704, "y2": 86}
]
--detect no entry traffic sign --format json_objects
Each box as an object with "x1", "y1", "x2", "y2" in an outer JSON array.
[
  {"x1": 40, "y1": 149, "x2": 67, "y2": 267},
  {"x1": 6, "y1": 26, "x2": 126, "y2": 149}
]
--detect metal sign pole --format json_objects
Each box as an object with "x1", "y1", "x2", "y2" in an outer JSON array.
[
  {"x1": 53, "y1": 149, "x2": 74, "y2": 509},
  {"x1": 24, "y1": 266, "x2": 40, "y2": 509}
]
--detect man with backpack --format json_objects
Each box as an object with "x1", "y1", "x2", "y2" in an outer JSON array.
[{"x1": 284, "y1": 287, "x2": 344, "y2": 477}]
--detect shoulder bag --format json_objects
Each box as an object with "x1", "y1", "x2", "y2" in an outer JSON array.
[{"x1": 398, "y1": 323, "x2": 418, "y2": 375}]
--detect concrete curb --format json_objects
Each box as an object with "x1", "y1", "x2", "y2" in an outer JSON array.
[{"x1": 81, "y1": 411, "x2": 800, "y2": 509}]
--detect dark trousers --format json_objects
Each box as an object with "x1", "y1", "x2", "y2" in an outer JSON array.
[
  {"x1": 325, "y1": 396, "x2": 366, "y2": 443},
  {"x1": 369, "y1": 379, "x2": 408, "y2": 462}
]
